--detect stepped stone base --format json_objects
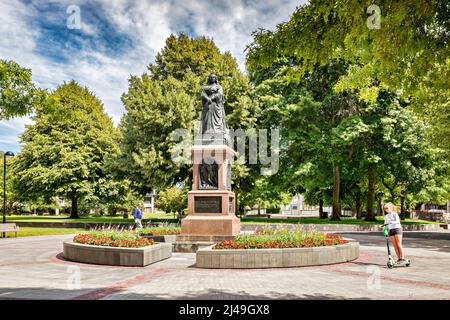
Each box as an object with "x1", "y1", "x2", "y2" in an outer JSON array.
[
  {"x1": 173, "y1": 241, "x2": 215, "y2": 253},
  {"x1": 180, "y1": 215, "x2": 240, "y2": 238}
]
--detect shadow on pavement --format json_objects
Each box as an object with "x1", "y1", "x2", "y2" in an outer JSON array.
[
  {"x1": 0, "y1": 287, "x2": 370, "y2": 300},
  {"x1": 337, "y1": 232, "x2": 450, "y2": 253}
]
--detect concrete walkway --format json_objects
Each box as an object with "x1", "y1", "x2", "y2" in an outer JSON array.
[{"x1": 0, "y1": 232, "x2": 449, "y2": 300}]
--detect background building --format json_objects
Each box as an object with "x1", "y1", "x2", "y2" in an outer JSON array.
[{"x1": 144, "y1": 189, "x2": 157, "y2": 214}]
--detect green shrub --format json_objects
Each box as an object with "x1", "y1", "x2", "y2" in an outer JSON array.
[
  {"x1": 138, "y1": 226, "x2": 181, "y2": 236},
  {"x1": 214, "y1": 228, "x2": 348, "y2": 249},
  {"x1": 73, "y1": 229, "x2": 153, "y2": 248}
]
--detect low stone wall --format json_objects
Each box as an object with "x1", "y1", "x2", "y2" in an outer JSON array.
[
  {"x1": 411, "y1": 211, "x2": 449, "y2": 223},
  {"x1": 174, "y1": 241, "x2": 215, "y2": 253},
  {"x1": 63, "y1": 241, "x2": 172, "y2": 267},
  {"x1": 15, "y1": 221, "x2": 175, "y2": 229},
  {"x1": 17, "y1": 222, "x2": 92, "y2": 229},
  {"x1": 196, "y1": 242, "x2": 359, "y2": 269},
  {"x1": 140, "y1": 235, "x2": 211, "y2": 253},
  {"x1": 241, "y1": 223, "x2": 443, "y2": 232},
  {"x1": 15, "y1": 221, "x2": 444, "y2": 232}
]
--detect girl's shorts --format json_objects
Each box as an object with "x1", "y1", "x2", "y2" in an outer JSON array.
[{"x1": 389, "y1": 228, "x2": 403, "y2": 236}]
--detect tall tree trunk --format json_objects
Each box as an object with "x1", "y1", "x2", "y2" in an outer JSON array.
[
  {"x1": 355, "y1": 190, "x2": 362, "y2": 219},
  {"x1": 400, "y1": 191, "x2": 406, "y2": 220},
  {"x1": 378, "y1": 197, "x2": 383, "y2": 216},
  {"x1": 70, "y1": 190, "x2": 79, "y2": 219},
  {"x1": 365, "y1": 164, "x2": 377, "y2": 221},
  {"x1": 331, "y1": 162, "x2": 341, "y2": 221},
  {"x1": 319, "y1": 196, "x2": 325, "y2": 219}
]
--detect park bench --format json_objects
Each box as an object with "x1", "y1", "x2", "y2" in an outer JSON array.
[{"x1": 0, "y1": 223, "x2": 20, "y2": 237}]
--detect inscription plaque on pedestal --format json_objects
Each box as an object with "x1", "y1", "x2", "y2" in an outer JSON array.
[{"x1": 194, "y1": 196, "x2": 222, "y2": 214}]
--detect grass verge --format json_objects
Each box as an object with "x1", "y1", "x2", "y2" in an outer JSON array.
[
  {"x1": 5, "y1": 214, "x2": 438, "y2": 226},
  {"x1": 2, "y1": 227, "x2": 87, "y2": 238},
  {"x1": 241, "y1": 216, "x2": 438, "y2": 225},
  {"x1": 6, "y1": 214, "x2": 177, "y2": 224}
]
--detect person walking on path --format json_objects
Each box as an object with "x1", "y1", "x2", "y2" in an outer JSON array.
[
  {"x1": 384, "y1": 203, "x2": 405, "y2": 263},
  {"x1": 133, "y1": 204, "x2": 143, "y2": 229}
]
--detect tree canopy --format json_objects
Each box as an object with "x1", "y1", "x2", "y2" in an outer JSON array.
[
  {"x1": 0, "y1": 59, "x2": 40, "y2": 119},
  {"x1": 247, "y1": 0, "x2": 450, "y2": 152},
  {"x1": 12, "y1": 81, "x2": 120, "y2": 218},
  {"x1": 155, "y1": 186, "x2": 188, "y2": 215},
  {"x1": 249, "y1": 56, "x2": 443, "y2": 219},
  {"x1": 247, "y1": 0, "x2": 449, "y2": 102}
]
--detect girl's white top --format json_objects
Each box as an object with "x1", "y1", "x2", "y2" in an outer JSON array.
[{"x1": 384, "y1": 212, "x2": 402, "y2": 230}]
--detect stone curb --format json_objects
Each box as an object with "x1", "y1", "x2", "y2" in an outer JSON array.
[
  {"x1": 241, "y1": 223, "x2": 443, "y2": 232},
  {"x1": 14, "y1": 221, "x2": 174, "y2": 229},
  {"x1": 63, "y1": 241, "x2": 172, "y2": 267},
  {"x1": 196, "y1": 242, "x2": 359, "y2": 269},
  {"x1": 14, "y1": 221, "x2": 444, "y2": 232},
  {"x1": 141, "y1": 235, "x2": 178, "y2": 243}
]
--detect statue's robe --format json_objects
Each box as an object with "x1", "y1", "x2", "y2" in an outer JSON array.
[{"x1": 201, "y1": 83, "x2": 228, "y2": 134}]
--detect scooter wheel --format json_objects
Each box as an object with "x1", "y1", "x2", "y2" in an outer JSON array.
[
  {"x1": 405, "y1": 260, "x2": 411, "y2": 267},
  {"x1": 387, "y1": 262, "x2": 394, "y2": 269}
]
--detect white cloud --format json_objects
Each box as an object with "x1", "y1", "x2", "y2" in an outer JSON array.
[
  {"x1": 0, "y1": 117, "x2": 34, "y2": 153},
  {"x1": 0, "y1": 0, "x2": 304, "y2": 152}
]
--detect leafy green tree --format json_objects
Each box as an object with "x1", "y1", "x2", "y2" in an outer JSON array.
[
  {"x1": 247, "y1": 2, "x2": 449, "y2": 220},
  {"x1": 377, "y1": 104, "x2": 438, "y2": 218},
  {"x1": 250, "y1": 59, "x2": 361, "y2": 220},
  {"x1": 239, "y1": 175, "x2": 291, "y2": 214},
  {"x1": 247, "y1": 0, "x2": 449, "y2": 105},
  {"x1": 330, "y1": 90, "x2": 439, "y2": 220},
  {"x1": 249, "y1": 55, "x2": 442, "y2": 222},
  {"x1": 0, "y1": 59, "x2": 40, "y2": 119},
  {"x1": 80, "y1": 177, "x2": 141, "y2": 216},
  {"x1": 156, "y1": 186, "x2": 187, "y2": 215},
  {"x1": 246, "y1": 0, "x2": 450, "y2": 156},
  {"x1": 12, "y1": 81, "x2": 120, "y2": 218}
]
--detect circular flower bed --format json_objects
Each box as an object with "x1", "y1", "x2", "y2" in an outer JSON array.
[
  {"x1": 213, "y1": 229, "x2": 347, "y2": 250},
  {"x1": 74, "y1": 230, "x2": 154, "y2": 248}
]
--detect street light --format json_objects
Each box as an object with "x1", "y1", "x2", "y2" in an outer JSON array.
[{"x1": 3, "y1": 151, "x2": 15, "y2": 238}]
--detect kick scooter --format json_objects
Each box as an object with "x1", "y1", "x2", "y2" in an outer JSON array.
[{"x1": 383, "y1": 224, "x2": 411, "y2": 269}]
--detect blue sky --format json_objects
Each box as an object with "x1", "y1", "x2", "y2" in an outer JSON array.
[{"x1": 0, "y1": 0, "x2": 304, "y2": 153}]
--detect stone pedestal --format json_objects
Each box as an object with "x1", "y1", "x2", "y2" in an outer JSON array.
[{"x1": 178, "y1": 144, "x2": 240, "y2": 243}]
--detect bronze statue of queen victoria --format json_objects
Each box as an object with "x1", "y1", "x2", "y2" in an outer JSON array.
[{"x1": 200, "y1": 73, "x2": 229, "y2": 142}]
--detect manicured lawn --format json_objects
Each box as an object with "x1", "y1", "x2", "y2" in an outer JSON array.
[
  {"x1": 5, "y1": 214, "x2": 438, "y2": 226},
  {"x1": 2, "y1": 227, "x2": 86, "y2": 238},
  {"x1": 241, "y1": 216, "x2": 439, "y2": 225}
]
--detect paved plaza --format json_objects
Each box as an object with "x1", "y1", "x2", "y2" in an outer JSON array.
[{"x1": 0, "y1": 231, "x2": 449, "y2": 300}]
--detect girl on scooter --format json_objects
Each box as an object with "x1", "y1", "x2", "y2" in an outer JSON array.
[{"x1": 384, "y1": 203, "x2": 405, "y2": 263}]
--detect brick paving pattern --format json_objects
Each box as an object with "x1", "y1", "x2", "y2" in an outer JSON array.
[{"x1": 0, "y1": 232, "x2": 449, "y2": 300}]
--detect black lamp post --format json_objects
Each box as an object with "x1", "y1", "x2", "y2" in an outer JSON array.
[{"x1": 3, "y1": 151, "x2": 15, "y2": 238}]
